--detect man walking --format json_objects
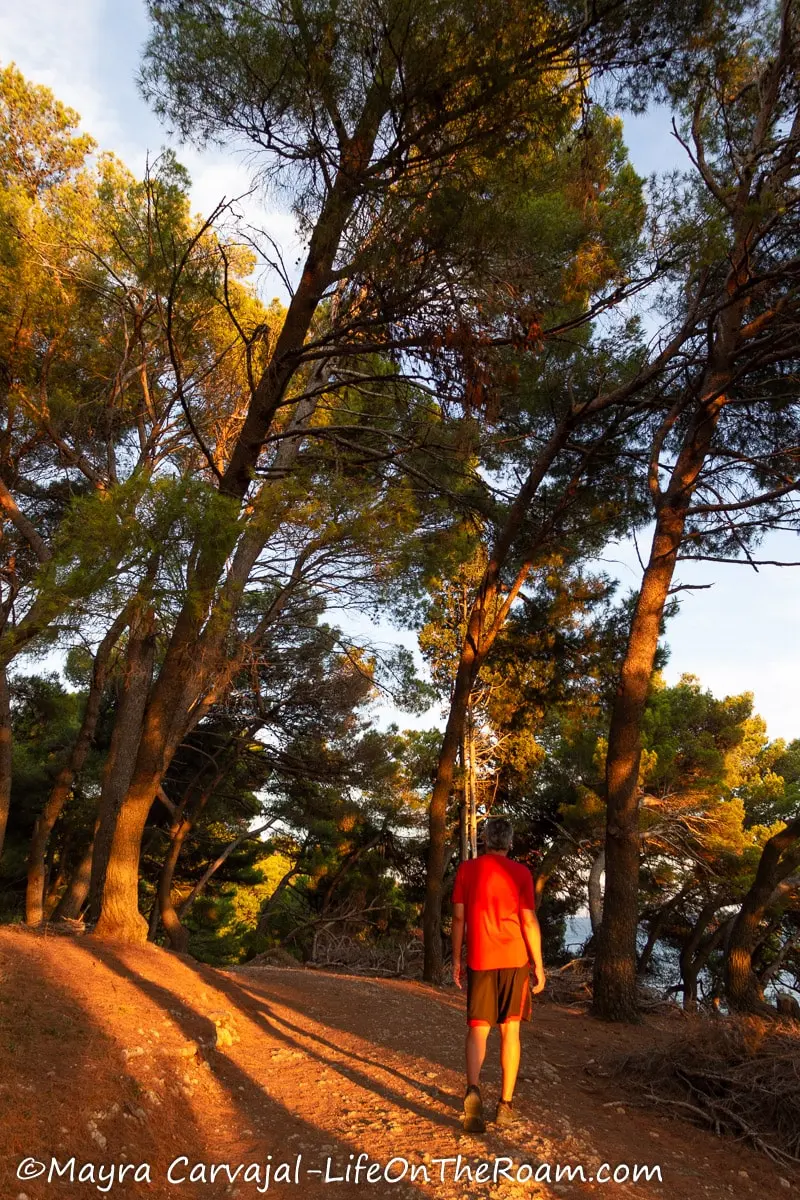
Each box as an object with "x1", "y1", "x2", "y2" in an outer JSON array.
[{"x1": 451, "y1": 817, "x2": 545, "y2": 1132}]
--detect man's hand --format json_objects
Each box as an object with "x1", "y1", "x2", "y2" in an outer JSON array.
[
  {"x1": 451, "y1": 902, "x2": 465, "y2": 990},
  {"x1": 530, "y1": 963, "x2": 546, "y2": 995}
]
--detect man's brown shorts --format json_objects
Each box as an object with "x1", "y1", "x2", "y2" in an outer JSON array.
[{"x1": 466, "y1": 965, "x2": 532, "y2": 1026}]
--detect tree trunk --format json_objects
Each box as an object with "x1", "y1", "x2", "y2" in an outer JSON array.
[
  {"x1": 256, "y1": 868, "x2": 302, "y2": 935},
  {"x1": 0, "y1": 666, "x2": 11, "y2": 864},
  {"x1": 726, "y1": 818, "x2": 800, "y2": 1012},
  {"x1": 637, "y1": 881, "x2": 691, "y2": 976},
  {"x1": 760, "y1": 931, "x2": 800, "y2": 989},
  {"x1": 155, "y1": 771, "x2": 224, "y2": 952},
  {"x1": 591, "y1": 99, "x2": 770, "y2": 1018},
  {"x1": 320, "y1": 833, "x2": 383, "y2": 914},
  {"x1": 256, "y1": 841, "x2": 311, "y2": 936},
  {"x1": 679, "y1": 898, "x2": 722, "y2": 1012},
  {"x1": 422, "y1": 417, "x2": 576, "y2": 982},
  {"x1": 588, "y1": 848, "x2": 605, "y2": 935},
  {"x1": 179, "y1": 818, "x2": 275, "y2": 920},
  {"x1": 157, "y1": 818, "x2": 193, "y2": 954},
  {"x1": 592, "y1": 510, "x2": 689, "y2": 1020},
  {"x1": 52, "y1": 835, "x2": 95, "y2": 920},
  {"x1": 458, "y1": 775, "x2": 468, "y2": 863},
  {"x1": 593, "y1": 385, "x2": 729, "y2": 1021},
  {"x1": 93, "y1": 95, "x2": 391, "y2": 946},
  {"x1": 43, "y1": 858, "x2": 67, "y2": 916},
  {"x1": 466, "y1": 707, "x2": 478, "y2": 858},
  {"x1": 423, "y1": 639, "x2": 477, "y2": 982},
  {"x1": 25, "y1": 609, "x2": 128, "y2": 925},
  {"x1": 88, "y1": 607, "x2": 156, "y2": 923},
  {"x1": 147, "y1": 895, "x2": 160, "y2": 942}
]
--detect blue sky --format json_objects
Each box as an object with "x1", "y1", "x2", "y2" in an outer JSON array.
[{"x1": 3, "y1": 1, "x2": 799, "y2": 741}]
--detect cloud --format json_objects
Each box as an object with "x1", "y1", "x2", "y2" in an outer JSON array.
[
  {"x1": 0, "y1": 0, "x2": 154, "y2": 157},
  {"x1": 1, "y1": 0, "x2": 299, "y2": 299}
]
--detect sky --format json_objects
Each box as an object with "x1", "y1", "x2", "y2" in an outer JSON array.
[{"x1": 2, "y1": 1, "x2": 799, "y2": 741}]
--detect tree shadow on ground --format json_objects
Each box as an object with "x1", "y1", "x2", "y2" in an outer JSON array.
[
  {"x1": 91, "y1": 945, "x2": 565, "y2": 1172},
  {"x1": 0, "y1": 929, "x2": 210, "y2": 1199},
  {"x1": 88, "y1": 940, "x2": 440, "y2": 1200}
]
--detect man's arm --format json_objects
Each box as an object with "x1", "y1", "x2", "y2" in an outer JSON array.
[
  {"x1": 521, "y1": 907, "x2": 546, "y2": 994},
  {"x1": 451, "y1": 902, "x2": 465, "y2": 989}
]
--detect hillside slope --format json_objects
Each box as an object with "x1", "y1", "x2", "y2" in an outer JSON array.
[{"x1": 0, "y1": 928, "x2": 793, "y2": 1199}]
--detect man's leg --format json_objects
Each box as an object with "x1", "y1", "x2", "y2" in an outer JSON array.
[
  {"x1": 466, "y1": 1022, "x2": 490, "y2": 1088},
  {"x1": 498, "y1": 1019, "x2": 521, "y2": 1102}
]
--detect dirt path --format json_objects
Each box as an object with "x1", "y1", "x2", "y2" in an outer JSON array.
[{"x1": 0, "y1": 929, "x2": 793, "y2": 1199}]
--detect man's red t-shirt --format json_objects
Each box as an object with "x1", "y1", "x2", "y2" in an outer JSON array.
[{"x1": 452, "y1": 853, "x2": 535, "y2": 971}]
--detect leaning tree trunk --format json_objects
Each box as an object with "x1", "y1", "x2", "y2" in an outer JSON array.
[
  {"x1": 760, "y1": 929, "x2": 800, "y2": 989},
  {"x1": 25, "y1": 609, "x2": 128, "y2": 925},
  {"x1": 156, "y1": 817, "x2": 193, "y2": 954},
  {"x1": 156, "y1": 773, "x2": 222, "y2": 952},
  {"x1": 423, "y1": 633, "x2": 479, "y2": 982},
  {"x1": 422, "y1": 417, "x2": 577, "y2": 982},
  {"x1": 591, "y1": 76, "x2": 775, "y2": 1018},
  {"x1": 93, "y1": 95, "x2": 390, "y2": 946},
  {"x1": 52, "y1": 835, "x2": 95, "y2": 920},
  {"x1": 588, "y1": 848, "x2": 605, "y2": 936},
  {"x1": 593, "y1": 503, "x2": 696, "y2": 1019},
  {"x1": 678, "y1": 898, "x2": 724, "y2": 1013},
  {"x1": 726, "y1": 817, "x2": 800, "y2": 1013},
  {"x1": 179, "y1": 818, "x2": 275, "y2": 920},
  {"x1": 592, "y1": 376, "x2": 730, "y2": 1021},
  {"x1": 88, "y1": 606, "x2": 156, "y2": 923},
  {"x1": 0, "y1": 666, "x2": 11, "y2": 864},
  {"x1": 638, "y1": 881, "x2": 691, "y2": 976}
]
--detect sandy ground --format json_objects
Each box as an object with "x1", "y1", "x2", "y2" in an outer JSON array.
[{"x1": 0, "y1": 927, "x2": 794, "y2": 1200}]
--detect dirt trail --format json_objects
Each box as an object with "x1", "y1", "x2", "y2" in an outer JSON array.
[{"x1": 0, "y1": 928, "x2": 793, "y2": 1200}]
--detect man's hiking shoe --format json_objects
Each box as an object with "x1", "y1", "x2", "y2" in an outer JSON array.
[
  {"x1": 463, "y1": 1085, "x2": 485, "y2": 1133},
  {"x1": 494, "y1": 1099, "x2": 515, "y2": 1127}
]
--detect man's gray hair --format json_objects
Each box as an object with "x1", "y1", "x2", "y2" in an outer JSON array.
[{"x1": 483, "y1": 817, "x2": 514, "y2": 851}]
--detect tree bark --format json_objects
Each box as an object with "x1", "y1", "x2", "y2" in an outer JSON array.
[
  {"x1": 422, "y1": 417, "x2": 576, "y2": 981},
  {"x1": 88, "y1": 606, "x2": 156, "y2": 923},
  {"x1": 0, "y1": 666, "x2": 11, "y2": 864},
  {"x1": 588, "y1": 848, "x2": 605, "y2": 935},
  {"x1": 93, "y1": 92, "x2": 392, "y2": 946},
  {"x1": 25, "y1": 608, "x2": 129, "y2": 925},
  {"x1": 52, "y1": 835, "x2": 95, "y2": 920},
  {"x1": 179, "y1": 818, "x2": 275, "y2": 920},
  {"x1": 156, "y1": 817, "x2": 193, "y2": 954},
  {"x1": 725, "y1": 817, "x2": 800, "y2": 1012}
]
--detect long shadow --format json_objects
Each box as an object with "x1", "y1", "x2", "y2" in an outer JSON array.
[
  {"x1": 233, "y1": 983, "x2": 460, "y2": 1112},
  {"x1": 100, "y1": 949, "x2": 568, "y2": 1169},
  {"x1": 0, "y1": 929, "x2": 210, "y2": 1199},
  {"x1": 210, "y1": 968, "x2": 579, "y2": 1161},
  {"x1": 122, "y1": 957, "x2": 800, "y2": 1200},
  {"x1": 88, "y1": 942, "x2": 438, "y2": 1200},
  {"x1": 90, "y1": 943, "x2": 459, "y2": 1133},
  {"x1": 236, "y1": 968, "x2": 550, "y2": 1096}
]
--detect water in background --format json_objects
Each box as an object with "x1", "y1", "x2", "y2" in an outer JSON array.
[
  {"x1": 563, "y1": 914, "x2": 681, "y2": 993},
  {"x1": 563, "y1": 914, "x2": 797, "y2": 1006}
]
